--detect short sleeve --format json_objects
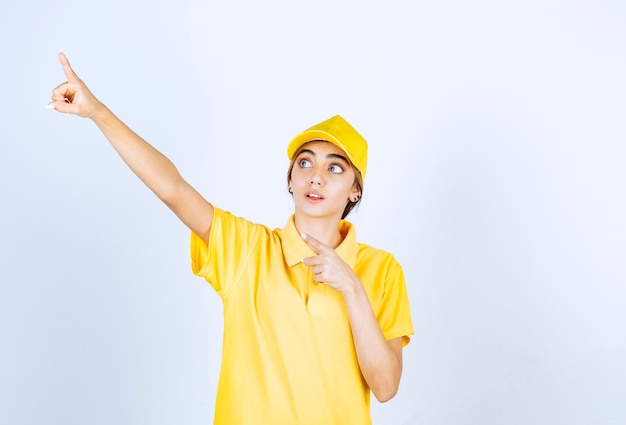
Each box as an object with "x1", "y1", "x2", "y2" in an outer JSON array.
[
  {"x1": 376, "y1": 259, "x2": 414, "y2": 347},
  {"x1": 190, "y1": 208, "x2": 264, "y2": 298}
]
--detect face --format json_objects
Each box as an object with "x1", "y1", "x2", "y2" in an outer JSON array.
[{"x1": 289, "y1": 141, "x2": 361, "y2": 221}]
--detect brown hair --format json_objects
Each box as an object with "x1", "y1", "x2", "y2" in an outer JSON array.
[{"x1": 286, "y1": 143, "x2": 364, "y2": 220}]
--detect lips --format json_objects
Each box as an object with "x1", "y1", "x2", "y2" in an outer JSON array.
[{"x1": 305, "y1": 190, "x2": 324, "y2": 201}]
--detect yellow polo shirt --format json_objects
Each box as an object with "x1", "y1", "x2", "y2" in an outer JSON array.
[{"x1": 191, "y1": 208, "x2": 413, "y2": 425}]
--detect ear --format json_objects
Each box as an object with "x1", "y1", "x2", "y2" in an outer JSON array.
[{"x1": 349, "y1": 184, "x2": 361, "y2": 202}]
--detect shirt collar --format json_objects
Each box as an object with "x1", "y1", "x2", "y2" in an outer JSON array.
[{"x1": 281, "y1": 216, "x2": 359, "y2": 268}]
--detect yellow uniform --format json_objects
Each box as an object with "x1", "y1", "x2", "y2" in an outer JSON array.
[{"x1": 191, "y1": 207, "x2": 414, "y2": 424}]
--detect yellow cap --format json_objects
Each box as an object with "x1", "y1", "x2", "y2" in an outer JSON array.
[{"x1": 287, "y1": 115, "x2": 368, "y2": 181}]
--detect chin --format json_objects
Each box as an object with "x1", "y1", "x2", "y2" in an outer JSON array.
[{"x1": 296, "y1": 207, "x2": 342, "y2": 221}]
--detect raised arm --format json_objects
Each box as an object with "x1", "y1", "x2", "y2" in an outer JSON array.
[{"x1": 47, "y1": 52, "x2": 213, "y2": 243}]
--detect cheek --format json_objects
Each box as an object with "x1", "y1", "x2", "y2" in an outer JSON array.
[
  {"x1": 330, "y1": 181, "x2": 356, "y2": 198},
  {"x1": 290, "y1": 167, "x2": 309, "y2": 183}
]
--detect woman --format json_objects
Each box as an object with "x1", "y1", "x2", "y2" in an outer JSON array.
[{"x1": 47, "y1": 52, "x2": 413, "y2": 425}]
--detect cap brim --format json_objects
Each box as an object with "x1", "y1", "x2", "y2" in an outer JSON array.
[{"x1": 287, "y1": 130, "x2": 358, "y2": 170}]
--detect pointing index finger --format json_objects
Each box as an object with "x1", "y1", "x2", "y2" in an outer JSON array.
[
  {"x1": 301, "y1": 233, "x2": 332, "y2": 255},
  {"x1": 58, "y1": 51, "x2": 79, "y2": 82}
]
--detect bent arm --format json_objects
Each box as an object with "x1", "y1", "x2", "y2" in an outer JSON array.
[
  {"x1": 300, "y1": 234, "x2": 405, "y2": 402},
  {"x1": 342, "y1": 284, "x2": 404, "y2": 402},
  {"x1": 48, "y1": 52, "x2": 213, "y2": 242}
]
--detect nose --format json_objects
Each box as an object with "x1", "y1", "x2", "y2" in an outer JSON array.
[{"x1": 309, "y1": 167, "x2": 324, "y2": 186}]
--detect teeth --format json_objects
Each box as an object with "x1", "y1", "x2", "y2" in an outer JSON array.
[{"x1": 308, "y1": 193, "x2": 321, "y2": 198}]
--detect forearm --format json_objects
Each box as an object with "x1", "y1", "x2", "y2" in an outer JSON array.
[
  {"x1": 91, "y1": 104, "x2": 185, "y2": 202},
  {"x1": 342, "y1": 282, "x2": 403, "y2": 402}
]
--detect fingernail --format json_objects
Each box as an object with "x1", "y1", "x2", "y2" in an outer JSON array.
[
  {"x1": 301, "y1": 233, "x2": 307, "y2": 240},
  {"x1": 44, "y1": 104, "x2": 55, "y2": 110}
]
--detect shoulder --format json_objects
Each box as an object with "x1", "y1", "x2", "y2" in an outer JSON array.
[
  {"x1": 355, "y1": 243, "x2": 404, "y2": 285},
  {"x1": 357, "y1": 242, "x2": 400, "y2": 264},
  {"x1": 213, "y1": 207, "x2": 275, "y2": 235}
]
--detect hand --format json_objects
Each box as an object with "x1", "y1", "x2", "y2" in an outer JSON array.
[
  {"x1": 46, "y1": 52, "x2": 104, "y2": 118},
  {"x1": 301, "y1": 233, "x2": 359, "y2": 293}
]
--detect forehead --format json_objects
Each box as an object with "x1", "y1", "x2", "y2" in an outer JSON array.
[{"x1": 296, "y1": 140, "x2": 348, "y2": 158}]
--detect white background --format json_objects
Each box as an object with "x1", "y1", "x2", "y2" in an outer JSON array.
[{"x1": 1, "y1": 0, "x2": 625, "y2": 424}]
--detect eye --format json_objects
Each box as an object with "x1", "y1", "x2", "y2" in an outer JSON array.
[
  {"x1": 298, "y1": 158, "x2": 312, "y2": 168},
  {"x1": 328, "y1": 164, "x2": 345, "y2": 174}
]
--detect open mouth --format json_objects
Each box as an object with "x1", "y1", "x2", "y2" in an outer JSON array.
[{"x1": 306, "y1": 191, "x2": 324, "y2": 201}]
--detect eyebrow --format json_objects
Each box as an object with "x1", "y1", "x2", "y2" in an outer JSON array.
[{"x1": 298, "y1": 148, "x2": 350, "y2": 164}]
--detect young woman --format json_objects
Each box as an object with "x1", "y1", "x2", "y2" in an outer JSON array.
[{"x1": 47, "y1": 52, "x2": 413, "y2": 425}]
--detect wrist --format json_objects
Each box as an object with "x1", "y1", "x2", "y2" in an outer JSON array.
[
  {"x1": 89, "y1": 101, "x2": 108, "y2": 120},
  {"x1": 340, "y1": 275, "x2": 364, "y2": 299}
]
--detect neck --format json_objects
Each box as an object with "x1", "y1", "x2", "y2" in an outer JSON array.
[{"x1": 293, "y1": 213, "x2": 343, "y2": 248}]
